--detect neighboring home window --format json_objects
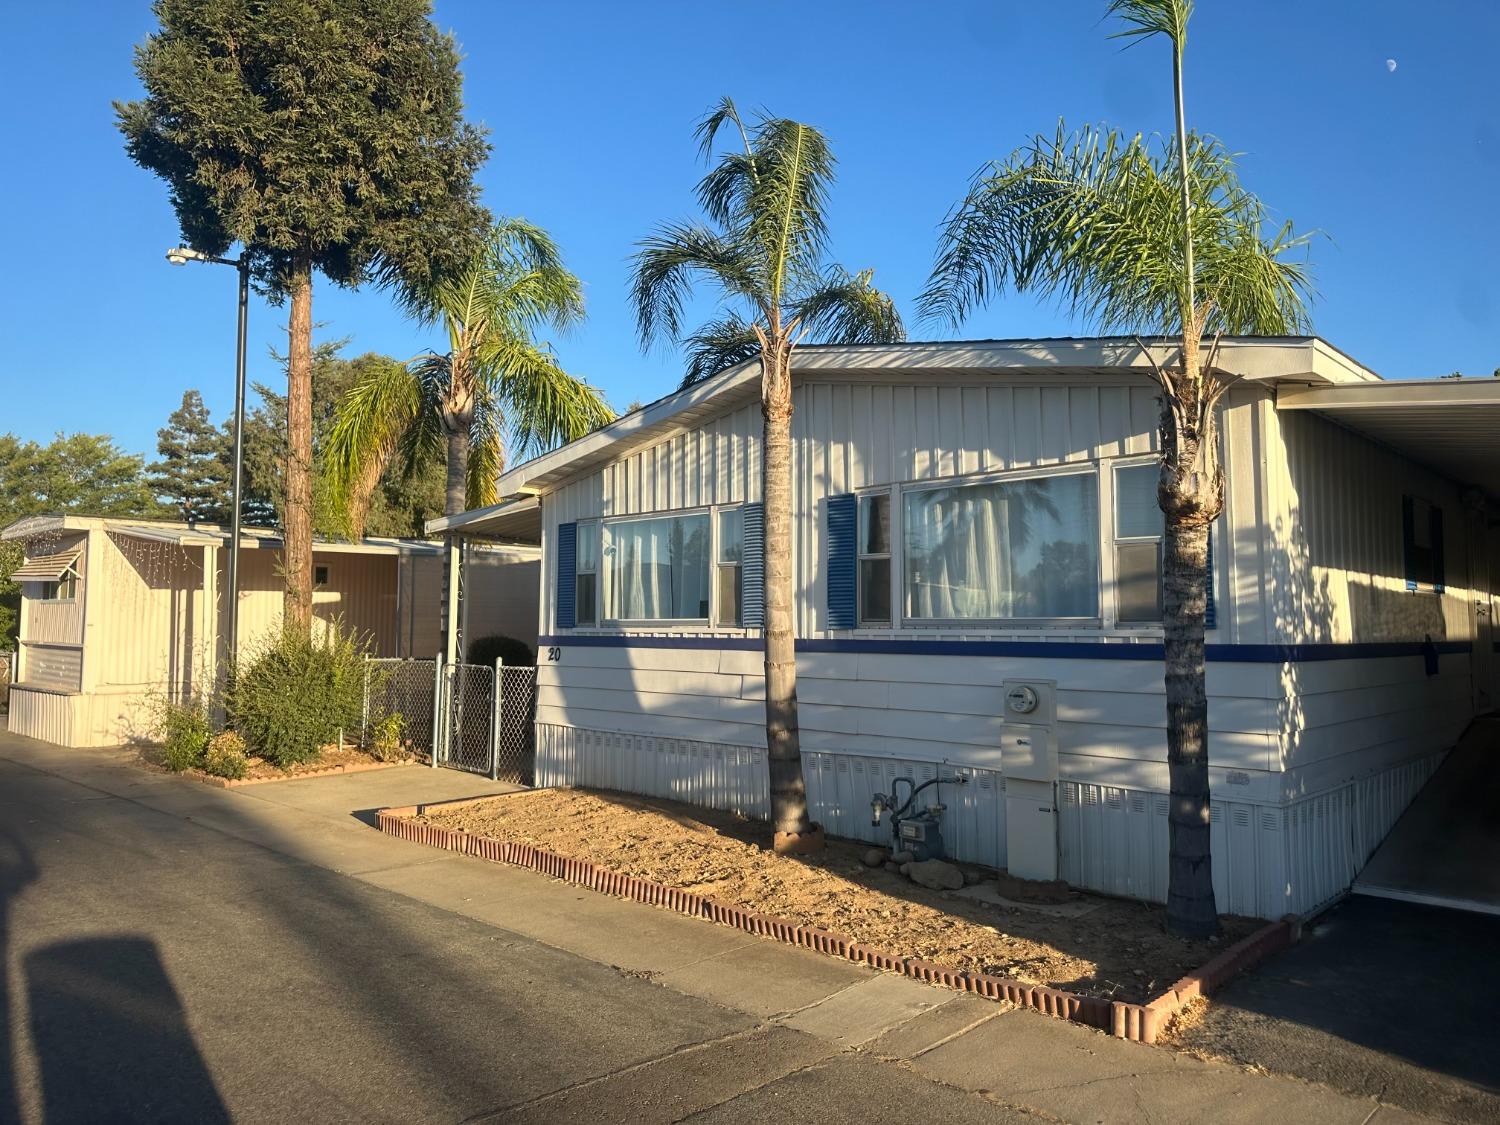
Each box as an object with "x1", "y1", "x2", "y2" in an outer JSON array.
[
  {"x1": 604, "y1": 511, "x2": 711, "y2": 621},
  {"x1": 858, "y1": 492, "x2": 891, "y2": 624},
  {"x1": 38, "y1": 572, "x2": 78, "y2": 601},
  {"x1": 313, "y1": 564, "x2": 330, "y2": 589},
  {"x1": 575, "y1": 521, "x2": 599, "y2": 626},
  {"x1": 904, "y1": 469, "x2": 1099, "y2": 620},
  {"x1": 1113, "y1": 463, "x2": 1163, "y2": 623},
  {"x1": 1403, "y1": 496, "x2": 1444, "y2": 591},
  {"x1": 715, "y1": 507, "x2": 743, "y2": 627}
]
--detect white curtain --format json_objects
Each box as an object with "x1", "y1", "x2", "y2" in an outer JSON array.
[{"x1": 606, "y1": 514, "x2": 709, "y2": 620}]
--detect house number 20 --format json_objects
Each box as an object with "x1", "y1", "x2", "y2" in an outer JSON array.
[{"x1": 545, "y1": 646, "x2": 561, "y2": 662}]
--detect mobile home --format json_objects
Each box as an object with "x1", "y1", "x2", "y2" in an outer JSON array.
[
  {"x1": 3, "y1": 516, "x2": 540, "y2": 747},
  {"x1": 438, "y1": 338, "x2": 1498, "y2": 919}
]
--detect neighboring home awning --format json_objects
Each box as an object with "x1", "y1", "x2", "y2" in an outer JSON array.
[
  {"x1": 426, "y1": 496, "x2": 541, "y2": 544},
  {"x1": 106, "y1": 524, "x2": 222, "y2": 548},
  {"x1": 1277, "y1": 378, "x2": 1500, "y2": 502},
  {"x1": 11, "y1": 549, "x2": 81, "y2": 581}
]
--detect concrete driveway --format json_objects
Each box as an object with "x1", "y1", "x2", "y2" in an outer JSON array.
[
  {"x1": 1174, "y1": 894, "x2": 1500, "y2": 1123},
  {"x1": 0, "y1": 728, "x2": 1448, "y2": 1124}
]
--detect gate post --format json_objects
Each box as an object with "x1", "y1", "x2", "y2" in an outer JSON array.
[
  {"x1": 431, "y1": 651, "x2": 444, "y2": 768},
  {"x1": 490, "y1": 657, "x2": 504, "y2": 781},
  {"x1": 361, "y1": 654, "x2": 370, "y2": 747}
]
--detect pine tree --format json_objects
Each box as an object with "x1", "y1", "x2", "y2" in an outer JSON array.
[{"x1": 149, "y1": 390, "x2": 231, "y2": 522}]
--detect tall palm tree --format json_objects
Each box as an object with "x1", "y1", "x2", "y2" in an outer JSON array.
[
  {"x1": 921, "y1": 0, "x2": 1314, "y2": 937},
  {"x1": 632, "y1": 98, "x2": 905, "y2": 849},
  {"x1": 328, "y1": 218, "x2": 614, "y2": 537}
]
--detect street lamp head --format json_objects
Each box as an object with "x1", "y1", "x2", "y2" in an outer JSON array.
[{"x1": 165, "y1": 246, "x2": 208, "y2": 266}]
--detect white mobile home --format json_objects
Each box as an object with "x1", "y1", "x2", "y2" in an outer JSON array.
[
  {"x1": 436, "y1": 338, "x2": 1499, "y2": 920},
  {"x1": 3, "y1": 516, "x2": 540, "y2": 747}
]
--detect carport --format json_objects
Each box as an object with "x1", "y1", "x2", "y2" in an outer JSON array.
[{"x1": 1278, "y1": 379, "x2": 1500, "y2": 913}]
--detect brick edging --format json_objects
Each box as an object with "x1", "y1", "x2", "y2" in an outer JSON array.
[
  {"x1": 185, "y1": 758, "x2": 410, "y2": 789},
  {"x1": 376, "y1": 803, "x2": 1292, "y2": 1044}
]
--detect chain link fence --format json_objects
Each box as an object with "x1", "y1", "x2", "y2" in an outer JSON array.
[
  {"x1": 440, "y1": 662, "x2": 495, "y2": 775},
  {"x1": 494, "y1": 665, "x2": 537, "y2": 785},
  {"x1": 363, "y1": 658, "x2": 437, "y2": 758}
]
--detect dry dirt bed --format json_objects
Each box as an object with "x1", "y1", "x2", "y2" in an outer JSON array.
[
  {"x1": 419, "y1": 788, "x2": 1256, "y2": 1005},
  {"x1": 139, "y1": 744, "x2": 406, "y2": 781}
]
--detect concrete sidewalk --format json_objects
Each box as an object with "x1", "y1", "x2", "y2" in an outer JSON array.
[{"x1": 0, "y1": 729, "x2": 1442, "y2": 1123}]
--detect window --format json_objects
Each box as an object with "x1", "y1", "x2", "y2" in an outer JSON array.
[
  {"x1": 715, "y1": 508, "x2": 743, "y2": 626},
  {"x1": 1113, "y1": 463, "x2": 1163, "y2": 623},
  {"x1": 1403, "y1": 496, "x2": 1444, "y2": 590},
  {"x1": 38, "y1": 572, "x2": 77, "y2": 601},
  {"x1": 904, "y1": 470, "x2": 1099, "y2": 620},
  {"x1": 575, "y1": 521, "x2": 599, "y2": 625},
  {"x1": 858, "y1": 493, "x2": 891, "y2": 624},
  {"x1": 313, "y1": 564, "x2": 330, "y2": 590},
  {"x1": 603, "y1": 511, "x2": 711, "y2": 621}
]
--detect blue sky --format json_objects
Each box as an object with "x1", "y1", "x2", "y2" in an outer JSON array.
[{"x1": 2, "y1": 1, "x2": 1496, "y2": 459}]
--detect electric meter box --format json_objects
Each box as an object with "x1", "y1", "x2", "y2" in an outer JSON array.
[
  {"x1": 1000, "y1": 726, "x2": 1058, "y2": 783},
  {"x1": 1001, "y1": 679, "x2": 1056, "y2": 726}
]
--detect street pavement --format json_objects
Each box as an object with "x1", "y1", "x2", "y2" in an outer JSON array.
[{"x1": 0, "y1": 728, "x2": 1450, "y2": 1123}]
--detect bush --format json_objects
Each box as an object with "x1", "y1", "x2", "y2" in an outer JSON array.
[
  {"x1": 203, "y1": 731, "x2": 250, "y2": 780},
  {"x1": 366, "y1": 711, "x2": 407, "y2": 762},
  {"x1": 229, "y1": 626, "x2": 368, "y2": 769},
  {"x1": 466, "y1": 634, "x2": 534, "y2": 668},
  {"x1": 158, "y1": 700, "x2": 210, "y2": 772}
]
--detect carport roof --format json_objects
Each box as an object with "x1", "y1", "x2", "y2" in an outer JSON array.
[{"x1": 1276, "y1": 378, "x2": 1500, "y2": 501}]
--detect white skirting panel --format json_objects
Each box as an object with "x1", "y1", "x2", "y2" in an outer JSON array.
[
  {"x1": 536, "y1": 723, "x2": 1006, "y2": 867},
  {"x1": 7, "y1": 688, "x2": 80, "y2": 746},
  {"x1": 1060, "y1": 750, "x2": 1445, "y2": 919}
]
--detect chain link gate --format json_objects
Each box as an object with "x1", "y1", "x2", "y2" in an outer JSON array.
[
  {"x1": 363, "y1": 658, "x2": 437, "y2": 757},
  {"x1": 439, "y1": 662, "x2": 495, "y2": 775}
]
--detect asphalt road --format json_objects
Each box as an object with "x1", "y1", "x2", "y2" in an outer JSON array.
[{"x1": 1175, "y1": 894, "x2": 1500, "y2": 1123}]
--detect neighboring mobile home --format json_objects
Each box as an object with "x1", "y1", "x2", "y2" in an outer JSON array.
[
  {"x1": 437, "y1": 338, "x2": 1495, "y2": 919},
  {"x1": 3, "y1": 516, "x2": 539, "y2": 747}
]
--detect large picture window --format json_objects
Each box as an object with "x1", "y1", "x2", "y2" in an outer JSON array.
[
  {"x1": 904, "y1": 471, "x2": 1099, "y2": 620},
  {"x1": 604, "y1": 512, "x2": 711, "y2": 621}
]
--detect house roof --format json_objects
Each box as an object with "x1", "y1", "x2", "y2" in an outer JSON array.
[
  {"x1": 1277, "y1": 377, "x2": 1500, "y2": 502},
  {"x1": 1, "y1": 515, "x2": 451, "y2": 556},
  {"x1": 463, "y1": 337, "x2": 1377, "y2": 508}
]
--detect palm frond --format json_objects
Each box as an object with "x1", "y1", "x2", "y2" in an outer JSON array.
[
  {"x1": 793, "y1": 267, "x2": 906, "y2": 346},
  {"x1": 323, "y1": 359, "x2": 424, "y2": 539},
  {"x1": 465, "y1": 390, "x2": 505, "y2": 510},
  {"x1": 680, "y1": 316, "x2": 761, "y2": 389},
  {"x1": 631, "y1": 222, "x2": 763, "y2": 350},
  {"x1": 920, "y1": 124, "x2": 1313, "y2": 338},
  {"x1": 1106, "y1": 0, "x2": 1192, "y2": 46},
  {"x1": 489, "y1": 341, "x2": 616, "y2": 461},
  {"x1": 745, "y1": 117, "x2": 835, "y2": 305}
]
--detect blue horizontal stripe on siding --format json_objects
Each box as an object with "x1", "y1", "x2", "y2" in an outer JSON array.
[{"x1": 538, "y1": 634, "x2": 1473, "y2": 663}]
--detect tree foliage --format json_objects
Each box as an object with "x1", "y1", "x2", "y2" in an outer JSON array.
[{"x1": 149, "y1": 390, "x2": 232, "y2": 522}]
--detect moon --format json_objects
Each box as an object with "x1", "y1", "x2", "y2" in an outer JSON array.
[{"x1": 1386, "y1": 58, "x2": 1398, "y2": 73}]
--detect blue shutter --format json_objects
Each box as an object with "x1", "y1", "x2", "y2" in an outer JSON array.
[
  {"x1": 1430, "y1": 505, "x2": 1445, "y2": 593},
  {"x1": 1402, "y1": 496, "x2": 1417, "y2": 591},
  {"x1": 555, "y1": 522, "x2": 577, "y2": 629},
  {"x1": 827, "y1": 494, "x2": 857, "y2": 630},
  {"x1": 1204, "y1": 527, "x2": 1217, "y2": 631},
  {"x1": 741, "y1": 503, "x2": 764, "y2": 628}
]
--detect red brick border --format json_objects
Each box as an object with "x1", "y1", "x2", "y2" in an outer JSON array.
[{"x1": 376, "y1": 799, "x2": 1292, "y2": 1044}]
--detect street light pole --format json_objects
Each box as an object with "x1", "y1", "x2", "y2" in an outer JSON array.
[{"x1": 166, "y1": 246, "x2": 250, "y2": 680}]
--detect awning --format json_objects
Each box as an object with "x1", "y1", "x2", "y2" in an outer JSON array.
[
  {"x1": 11, "y1": 549, "x2": 81, "y2": 581},
  {"x1": 1277, "y1": 378, "x2": 1500, "y2": 502},
  {"x1": 425, "y1": 496, "x2": 541, "y2": 543}
]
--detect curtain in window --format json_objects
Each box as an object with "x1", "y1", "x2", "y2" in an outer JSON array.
[
  {"x1": 904, "y1": 473, "x2": 1099, "y2": 619},
  {"x1": 606, "y1": 514, "x2": 710, "y2": 620}
]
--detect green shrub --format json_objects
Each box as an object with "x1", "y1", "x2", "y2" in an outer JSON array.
[
  {"x1": 203, "y1": 731, "x2": 250, "y2": 780},
  {"x1": 466, "y1": 634, "x2": 534, "y2": 668},
  {"x1": 229, "y1": 625, "x2": 368, "y2": 769},
  {"x1": 157, "y1": 700, "x2": 210, "y2": 772},
  {"x1": 366, "y1": 711, "x2": 407, "y2": 762}
]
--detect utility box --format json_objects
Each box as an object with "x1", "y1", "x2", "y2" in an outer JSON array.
[{"x1": 1000, "y1": 680, "x2": 1059, "y2": 882}]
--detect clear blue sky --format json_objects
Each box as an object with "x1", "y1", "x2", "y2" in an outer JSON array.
[{"x1": 2, "y1": 1, "x2": 1496, "y2": 459}]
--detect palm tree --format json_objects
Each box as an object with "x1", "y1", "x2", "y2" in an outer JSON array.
[
  {"x1": 920, "y1": 0, "x2": 1314, "y2": 937},
  {"x1": 327, "y1": 218, "x2": 614, "y2": 537},
  {"x1": 631, "y1": 98, "x2": 905, "y2": 849}
]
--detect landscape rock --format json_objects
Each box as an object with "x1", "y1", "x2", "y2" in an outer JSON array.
[
  {"x1": 899, "y1": 862, "x2": 913, "y2": 876},
  {"x1": 891, "y1": 850, "x2": 916, "y2": 865},
  {"x1": 962, "y1": 869, "x2": 984, "y2": 886},
  {"x1": 861, "y1": 847, "x2": 888, "y2": 868},
  {"x1": 883, "y1": 861, "x2": 902, "y2": 873},
  {"x1": 907, "y1": 859, "x2": 965, "y2": 891}
]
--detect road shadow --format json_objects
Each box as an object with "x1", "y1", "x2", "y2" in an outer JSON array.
[
  {"x1": 0, "y1": 827, "x2": 37, "y2": 1125},
  {"x1": 24, "y1": 937, "x2": 230, "y2": 1124}
]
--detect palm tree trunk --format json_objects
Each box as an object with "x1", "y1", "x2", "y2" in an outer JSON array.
[
  {"x1": 761, "y1": 339, "x2": 815, "y2": 843},
  {"x1": 283, "y1": 257, "x2": 314, "y2": 635}
]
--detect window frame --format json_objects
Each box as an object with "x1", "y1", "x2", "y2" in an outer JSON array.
[
  {"x1": 1403, "y1": 494, "x2": 1445, "y2": 593},
  {"x1": 713, "y1": 505, "x2": 745, "y2": 628},
  {"x1": 856, "y1": 489, "x2": 894, "y2": 626},
  {"x1": 313, "y1": 563, "x2": 331, "y2": 590},
  {"x1": 573, "y1": 519, "x2": 601, "y2": 627},
  {"x1": 35, "y1": 566, "x2": 80, "y2": 603},
  {"x1": 898, "y1": 462, "x2": 1104, "y2": 626},
  {"x1": 1111, "y1": 459, "x2": 1165, "y2": 625}
]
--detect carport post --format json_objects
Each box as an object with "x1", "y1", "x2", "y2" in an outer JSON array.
[
  {"x1": 489, "y1": 657, "x2": 504, "y2": 781},
  {"x1": 431, "y1": 651, "x2": 444, "y2": 769},
  {"x1": 443, "y1": 534, "x2": 462, "y2": 668}
]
